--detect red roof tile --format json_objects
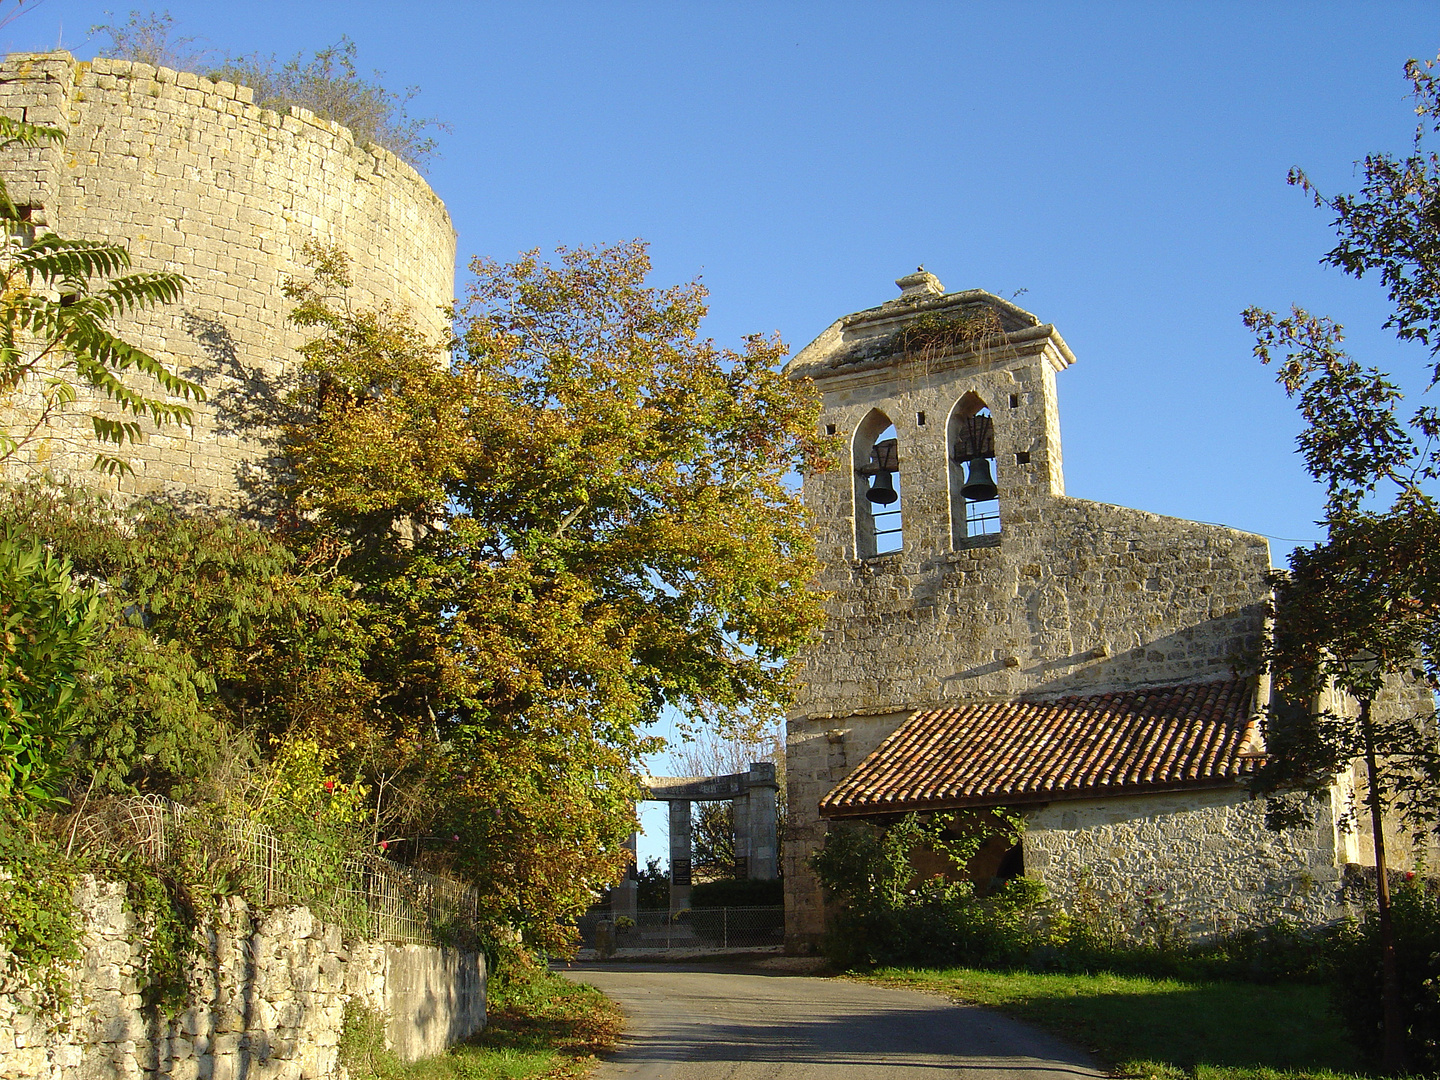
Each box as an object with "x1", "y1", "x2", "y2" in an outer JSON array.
[{"x1": 818, "y1": 679, "x2": 1261, "y2": 818}]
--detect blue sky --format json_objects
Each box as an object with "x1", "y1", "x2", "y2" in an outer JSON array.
[{"x1": 10, "y1": 1, "x2": 1440, "y2": 865}]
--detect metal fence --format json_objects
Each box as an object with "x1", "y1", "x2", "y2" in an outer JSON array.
[
  {"x1": 575, "y1": 906, "x2": 784, "y2": 952},
  {"x1": 67, "y1": 795, "x2": 480, "y2": 947}
]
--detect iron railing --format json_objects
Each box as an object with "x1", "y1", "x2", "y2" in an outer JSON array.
[{"x1": 67, "y1": 795, "x2": 480, "y2": 947}]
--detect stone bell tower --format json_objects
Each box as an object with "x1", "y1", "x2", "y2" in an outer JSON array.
[
  {"x1": 791, "y1": 268, "x2": 1071, "y2": 581},
  {"x1": 780, "y1": 270, "x2": 1274, "y2": 952}
]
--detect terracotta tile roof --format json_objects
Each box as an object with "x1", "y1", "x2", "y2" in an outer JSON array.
[{"x1": 818, "y1": 679, "x2": 1262, "y2": 818}]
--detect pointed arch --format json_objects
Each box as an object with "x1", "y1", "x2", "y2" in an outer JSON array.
[
  {"x1": 853, "y1": 408, "x2": 902, "y2": 558},
  {"x1": 948, "y1": 393, "x2": 1001, "y2": 548}
]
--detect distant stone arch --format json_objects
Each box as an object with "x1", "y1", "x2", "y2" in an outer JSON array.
[{"x1": 611, "y1": 763, "x2": 779, "y2": 922}]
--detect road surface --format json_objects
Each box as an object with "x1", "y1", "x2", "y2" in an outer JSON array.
[{"x1": 559, "y1": 962, "x2": 1103, "y2": 1079}]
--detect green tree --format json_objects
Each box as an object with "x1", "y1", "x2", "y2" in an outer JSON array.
[
  {"x1": 279, "y1": 239, "x2": 832, "y2": 947},
  {"x1": 0, "y1": 485, "x2": 379, "y2": 802},
  {"x1": 634, "y1": 856, "x2": 670, "y2": 910},
  {"x1": 692, "y1": 801, "x2": 736, "y2": 878},
  {"x1": 0, "y1": 529, "x2": 100, "y2": 808},
  {"x1": 1243, "y1": 53, "x2": 1440, "y2": 1074}
]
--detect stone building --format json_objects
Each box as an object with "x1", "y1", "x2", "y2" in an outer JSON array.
[
  {"x1": 0, "y1": 51, "x2": 455, "y2": 508},
  {"x1": 782, "y1": 270, "x2": 1427, "y2": 953}
]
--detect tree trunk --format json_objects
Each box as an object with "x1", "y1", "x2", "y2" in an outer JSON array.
[{"x1": 1363, "y1": 695, "x2": 1407, "y2": 1074}]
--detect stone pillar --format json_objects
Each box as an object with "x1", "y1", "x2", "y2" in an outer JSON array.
[
  {"x1": 747, "y1": 762, "x2": 779, "y2": 881},
  {"x1": 732, "y1": 793, "x2": 751, "y2": 880},
  {"x1": 613, "y1": 828, "x2": 638, "y2": 923},
  {"x1": 669, "y1": 800, "x2": 692, "y2": 914}
]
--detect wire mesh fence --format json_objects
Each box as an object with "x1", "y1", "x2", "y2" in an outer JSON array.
[
  {"x1": 575, "y1": 906, "x2": 784, "y2": 952},
  {"x1": 67, "y1": 795, "x2": 480, "y2": 947}
]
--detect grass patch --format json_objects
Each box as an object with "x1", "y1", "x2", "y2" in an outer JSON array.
[
  {"x1": 863, "y1": 967, "x2": 1371, "y2": 1080},
  {"x1": 347, "y1": 964, "x2": 622, "y2": 1080}
]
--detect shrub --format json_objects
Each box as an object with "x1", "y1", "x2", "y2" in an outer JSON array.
[
  {"x1": 337, "y1": 998, "x2": 394, "y2": 1080},
  {"x1": 207, "y1": 38, "x2": 445, "y2": 170},
  {"x1": 1330, "y1": 876, "x2": 1440, "y2": 1071},
  {"x1": 0, "y1": 812, "x2": 78, "y2": 1017},
  {"x1": 92, "y1": 14, "x2": 445, "y2": 170},
  {"x1": 90, "y1": 10, "x2": 209, "y2": 71},
  {"x1": 809, "y1": 812, "x2": 1339, "y2": 982},
  {"x1": 0, "y1": 530, "x2": 101, "y2": 809},
  {"x1": 811, "y1": 813, "x2": 1042, "y2": 970}
]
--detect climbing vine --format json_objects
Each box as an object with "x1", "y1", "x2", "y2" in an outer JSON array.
[
  {"x1": 0, "y1": 815, "x2": 79, "y2": 1018},
  {"x1": 105, "y1": 854, "x2": 199, "y2": 1016}
]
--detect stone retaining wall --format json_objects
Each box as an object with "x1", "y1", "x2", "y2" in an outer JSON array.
[{"x1": 0, "y1": 876, "x2": 485, "y2": 1080}]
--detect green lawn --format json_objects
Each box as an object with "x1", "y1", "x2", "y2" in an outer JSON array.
[
  {"x1": 348, "y1": 966, "x2": 622, "y2": 1080},
  {"x1": 864, "y1": 968, "x2": 1371, "y2": 1080}
]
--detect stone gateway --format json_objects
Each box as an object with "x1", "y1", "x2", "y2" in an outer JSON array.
[{"x1": 781, "y1": 270, "x2": 1431, "y2": 953}]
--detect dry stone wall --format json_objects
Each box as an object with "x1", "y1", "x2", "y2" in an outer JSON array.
[
  {"x1": 0, "y1": 51, "x2": 456, "y2": 508},
  {"x1": 0, "y1": 876, "x2": 485, "y2": 1080}
]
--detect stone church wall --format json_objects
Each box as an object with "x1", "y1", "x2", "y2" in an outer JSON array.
[
  {"x1": 1023, "y1": 787, "x2": 1351, "y2": 939},
  {"x1": 782, "y1": 301, "x2": 1276, "y2": 948},
  {"x1": 0, "y1": 51, "x2": 456, "y2": 508},
  {"x1": 0, "y1": 876, "x2": 486, "y2": 1080}
]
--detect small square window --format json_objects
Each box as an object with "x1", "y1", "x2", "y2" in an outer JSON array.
[
  {"x1": 825, "y1": 423, "x2": 837, "y2": 436},
  {"x1": 6, "y1": 205, "x2": 35, "y2": 250},
  {"x1": 1016, "y1": 451, "x2": 1031, "y2": 465},
  {"x1": 1009, "y1": 394, "x2": 1019, "y2": 408},
  {"x1": 916, "y1": 411, "x2": 926, "y2": 426}
]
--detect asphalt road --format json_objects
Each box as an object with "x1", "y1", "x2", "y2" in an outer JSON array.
[{"x1": 559, "y1": 962, "x2": 1103, "y2": 1080}]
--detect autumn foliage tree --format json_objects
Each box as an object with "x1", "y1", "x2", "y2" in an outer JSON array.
[{"x1": 280, "y1": 240, "x2": 831, "y2": 947}]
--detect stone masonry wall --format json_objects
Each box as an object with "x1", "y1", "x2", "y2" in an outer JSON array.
[
  {"x1": 1339, "y1": 670, "x2": 1440, "y2": 872},
  {"x1": 0, "y1": 51, "x2": 456, "y2": 508},
  {"x1": 1024, "y1": 786, "x2": 1351, "y2": 939},
  {"x1": 0, "y1": 876, "x2": 486, "y2": 1080},
  {"x1": 782, "y1": 290, "x2": 1276, "y2": 949}
]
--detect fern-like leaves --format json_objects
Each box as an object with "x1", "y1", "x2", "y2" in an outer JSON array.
[{"x1": 0, "y1": 115, "x2": 201, "y2": 474}]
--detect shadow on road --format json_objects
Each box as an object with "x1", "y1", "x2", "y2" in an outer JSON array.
[{"x1": 560, "y1": 961, "x2": 1100, "y2": 1079}]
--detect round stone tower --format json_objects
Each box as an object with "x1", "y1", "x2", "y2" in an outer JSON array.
[{"x1": 0, "y1": 51, "x2": 457, "y2": 507}]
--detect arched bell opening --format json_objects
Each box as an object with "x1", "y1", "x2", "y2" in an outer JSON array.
[
  {"x1": 948, "y1": 394, "x2": 1001, "y2": 548},
  {"x1": 853, "y1": 409, "x2": 903, "y2": 558}
]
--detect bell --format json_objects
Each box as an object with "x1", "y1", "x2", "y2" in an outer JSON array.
[
  {"x1": 866, "y1": 470, "x2": 898, "y2": 505},
  {"x1": 961, "y1": 456, "x2": 998, "y2": 502}
]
